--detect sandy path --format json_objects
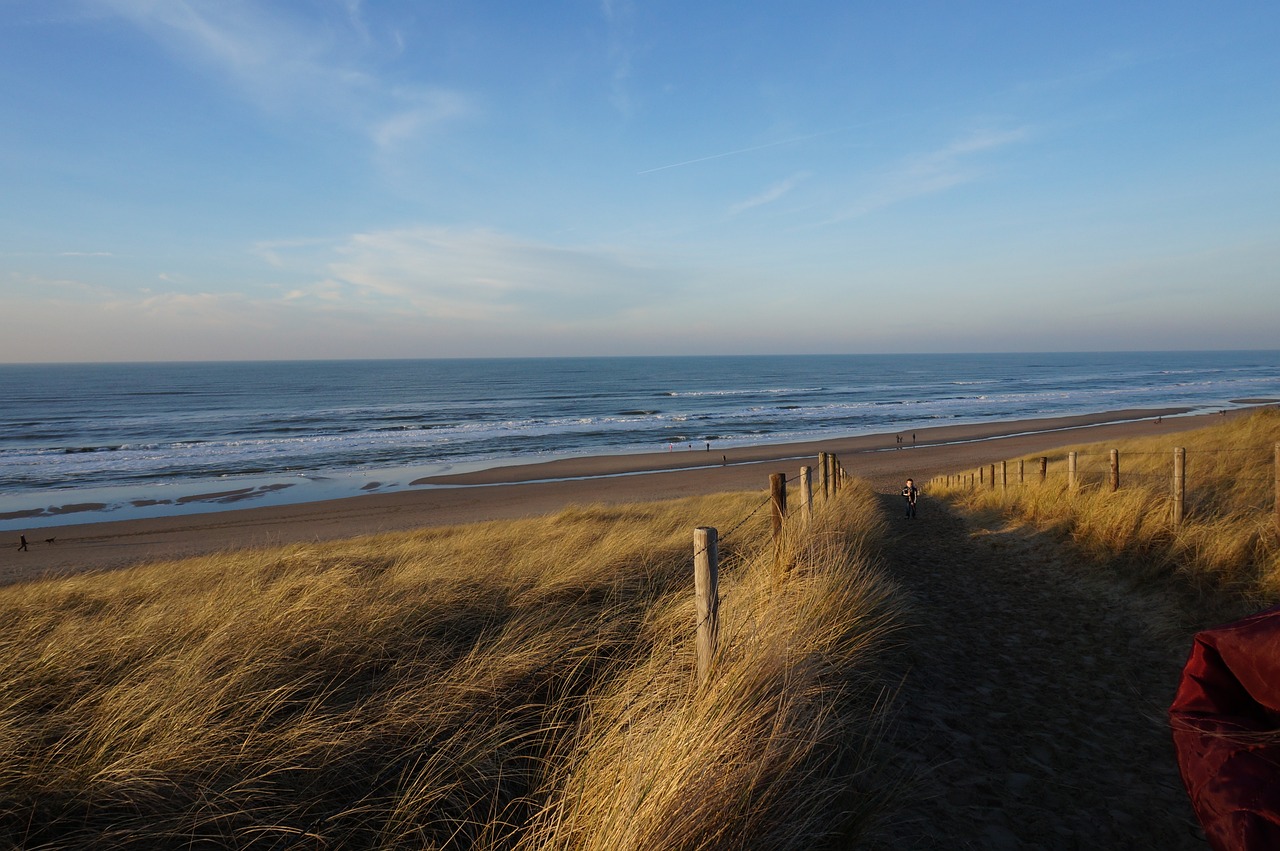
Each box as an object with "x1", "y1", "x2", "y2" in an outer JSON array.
[{"x1": 863, "y1": 494, "x2": 1206, "y2": 849}]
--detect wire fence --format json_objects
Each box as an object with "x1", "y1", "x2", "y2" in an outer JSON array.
[
  {"x1": 691, "y1": 453, "x2": 852, "y2": 683},
  {"x1": 932, "y1": 443, "x2": 1280, "y2": 526}
]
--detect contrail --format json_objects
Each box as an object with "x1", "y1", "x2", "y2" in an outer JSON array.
[{"x1": 636, "y1": 130, "x2": 836, "y2": 175}]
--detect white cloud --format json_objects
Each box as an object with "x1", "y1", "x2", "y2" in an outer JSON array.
[
  {"x1": 89, "y1": 0, "x2": 474, "y2": 149},
  {"x1": 638, "y1": 131, "x2": 835, "y2": 176},
  {"x1": 3, "y1": 270, "x2": 114, "y2": 299},
  {"x1": 303, "y1": 225, "x2": 675, "y2": 323},
  {"x1": 729, "y1": 172, "x2": 810, "y2": 216},
  {"x1": 371, "y1": 89, "x2": 474, "y2": 151},
  {"x1": 826, "y1": 126, "x2": 1031, "y2": 223}
]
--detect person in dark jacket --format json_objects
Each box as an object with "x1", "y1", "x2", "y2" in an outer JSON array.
[{"x1": 902, "y1": 479, "x2": 919, "y2": 518}]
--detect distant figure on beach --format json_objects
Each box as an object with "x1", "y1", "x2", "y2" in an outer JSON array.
[
  {"x1": 705, "y1": 442, "x2": 710, "y2": 452},
  {"x1": 901, "y1": 479, "x2": 919, "y2": 519},
  {"x1": 18, "y1": 535, "x2": 28, "y2": 551}
]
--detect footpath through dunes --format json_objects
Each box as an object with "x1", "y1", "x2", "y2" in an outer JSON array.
[{"x1": 863, "y1": 493, "x2": 1205, "y2": 849}]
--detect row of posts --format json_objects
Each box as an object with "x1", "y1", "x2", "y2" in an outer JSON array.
[
  {"x1": 694, "y1": 452, "x2": 847, "y2": 684},
  {"x1": 932, "y1": 443, "x2": 1280, "y2": 531}
]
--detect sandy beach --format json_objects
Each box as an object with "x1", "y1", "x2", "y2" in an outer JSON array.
[{"x1": 1, "y1": 405, "x2": 1261, "y2": 585}]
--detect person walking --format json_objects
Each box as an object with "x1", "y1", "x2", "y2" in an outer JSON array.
[
  {"x1": 18, "y1": 535, "x2": 28, "y2": 551},
  {"x1": 901, "y1": 478, "x2": 919, "y2": 519}
]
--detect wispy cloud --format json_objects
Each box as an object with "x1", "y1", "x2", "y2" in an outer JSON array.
[
  {"x1": 276, "y1": 226, "x2": 677, "y2": 324},
  {"x1": 0, "y1": 250, "x2": 114, "y2": 258},
  {"x1": 729, "y1": 172, "x2": 810, "y2": 216},
  {"x1": 638, "y1": 130, "x2": 837, "y2": 175},
  {"x1": 1012, "y1": 50, "x2": 1142, "y2": 98},
  {"x1": 600, "y1": 0, "x2": 636, "y2": 117},
  {"x1": 1, "y1": 270, "x2": 116, "y2": 299},
  {"x1": 371, "y1": 89, "x2": 473, "y2": 151},
  {"x1": 824, "y1": 126, "x2": 1031, "y2": 223},
  {"x1": 88, "y1": 0, "x2": 473, "y2": 149}
]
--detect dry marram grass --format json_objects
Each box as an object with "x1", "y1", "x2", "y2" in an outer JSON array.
[
  {"x1": 931, "y1": 408, "x2": 1280, "y2": 602},
  {"x1": 0, "y1": 487, "x2": 899, "y2": 849}
]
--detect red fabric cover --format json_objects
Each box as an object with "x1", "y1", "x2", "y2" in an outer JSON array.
[{"x1": 1170, "y1": 605, "x2": 1280, "y2": 851}]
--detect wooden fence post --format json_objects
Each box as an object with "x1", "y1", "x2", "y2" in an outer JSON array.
[
  {"x1": 1173, "y1": 447, "x2": 1186, "y2": 527},
  {"x1": 818, "y1": 452, "x2": 829, "y2": 500},
  {"x1": 1068, "y1": 451, "x2": 1078, "y2": 491},
  {"x1": 1109, "y1": 449, "x2": 1120, "y2": 492},
  {"x1": 770, "y1": 473, "x2": 787, "y2": 539},
  {"x1": 979, "y1": 466, "x2": 984, "y2": 485},
  {"x1": 694, "y1": 527, "x2": 719, "y2": 685},
  {"x1": 1039, "y1": 456, "x2": 1048, "y2": 483},
  {"x1": 1019, "y1": 459, "x2": 1025, "y2": 484},
  {"x1": 989, "y1": 464, "x2": 996, "y2": 490},
  {"x1": 1000, "y1": 460, "x2": 1007, "y2": 492},
  {"x1": 800, "y1": 466, "x2": 813, "y2": 523}
]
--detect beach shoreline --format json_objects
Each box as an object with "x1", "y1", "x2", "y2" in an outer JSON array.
[{"x1": 1, "y1": 405, "x2": 1266, "y2": 586}]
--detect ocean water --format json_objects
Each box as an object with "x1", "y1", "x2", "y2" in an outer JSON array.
[{"x1": 2, "y1": 351, "x2": 1277, "y2": 529}]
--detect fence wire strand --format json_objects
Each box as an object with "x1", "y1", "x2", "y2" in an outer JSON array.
[
  {"x1": 690, "y1": 462, "x2": 848, "y2": 641},
  {"x1": 936, "y1": 443, "x2": 1280, "y2": 522}
]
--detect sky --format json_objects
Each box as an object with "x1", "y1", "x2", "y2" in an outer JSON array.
[{"x1": 1, "y1": 1, "x2": 1277, "y2": 362}]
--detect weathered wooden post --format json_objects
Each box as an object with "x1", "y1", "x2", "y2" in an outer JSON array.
[
  {"x1": 1018, "y1": 459, "x2": 1025, "y2": 484},
  {"x1": 989, "y1": 463, "x2": 996, "y2": 490},
  {"x1": 1039, "y1": 456, "x2": 1048, "y2": 483},
  {"x1": 1173, "y1": 447, "x2": 1186, "y2": 527},
  {"x1": 694, "y1": 527, "x2": 719, "y2": 685},
  {"x1": 1000, "y1": 460, "x2": 1007, "y2": 492},
  {"x1": 770, "y1": 473, "x2": 787, "y2": 539},
  {"x1": 1109, "y1": 449, "x2": 1120, "y2": 492},
  {"x1": 979, "y1": 466, "x2": 984, "y2": 485},
  {"x1": 800, "y1": 465, "x2": 813, "y2": 523},
  {"x1": 1068, "y1": 451, "x2": 1078, "y2": 491},
  {"x1": 818, "y1": 452, "x2": 829, "y2": 500},
  {"x1": 771, "y1": 472, "x2": 789, "y2": 579}
]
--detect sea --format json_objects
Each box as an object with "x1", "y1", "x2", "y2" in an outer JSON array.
[{"x1": 2, "y1": 351, "x2": 1277, "y2": 530}]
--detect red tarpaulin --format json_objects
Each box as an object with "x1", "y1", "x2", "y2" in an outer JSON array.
[{"x1": 1170, "y1": 605, "x2": 1280, "y2": 851}]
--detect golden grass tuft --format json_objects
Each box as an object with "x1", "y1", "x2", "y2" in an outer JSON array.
[
  {"x1": 0, "y1": 487, "x2": 899, "y2": 849},
  {"x1": 931, "y1": 408, "x2": 1280, "y2": 602}
]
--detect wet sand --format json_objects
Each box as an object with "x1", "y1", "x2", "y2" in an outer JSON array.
[{"x1": 0, "y1": 406, "x2": 1253, "y2": 586}]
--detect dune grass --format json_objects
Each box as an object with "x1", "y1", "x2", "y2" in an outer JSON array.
[
  {"x1": 0, "y1": 485, "x2": 899, "y2": 849},
  {"x1": 930, "y1": 408, "x2": 1280, "y2": 604}
]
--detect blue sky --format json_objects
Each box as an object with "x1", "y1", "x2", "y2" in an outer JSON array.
[{"x1": 2, "y1": 1, "x2": 1277, "y2": 362}]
